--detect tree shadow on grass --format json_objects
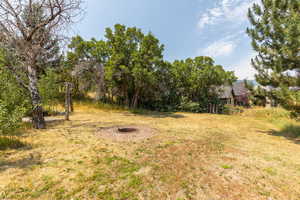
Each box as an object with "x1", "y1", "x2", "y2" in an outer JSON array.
[
  {"x1": 0, "y1": 136, "x2": 31, "y2": 151},
  {"x1": 45, "y1": 119, "x2": 66, "y2": 127},
  {"x1": 0, "y1": 152, "x2": 42, "y2": 172},
  {"x1": 268, "y1": 125, "x2": 300, "y2": 144},
  {"x1": 129, "y1": 110, "x2": 185, "y2": 119}
]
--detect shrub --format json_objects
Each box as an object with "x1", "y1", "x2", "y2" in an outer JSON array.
[
  {"x1": 0, "y1": 69, "x2": 30, "y2": 135},
  {"x1": 39, "y1": 68, "x2": 64, "y2": 112},
  {"x1": 222, "y1": 105, "x2": 244, "y2": 115},
  {"x1": 178, "y1": 101, "x2": 201, "y2": 113},
  {"x1": 0, "y1": 100, "x2": 27, "y2": 135}
]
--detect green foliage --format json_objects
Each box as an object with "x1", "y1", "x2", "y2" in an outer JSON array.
[
  {"x1": 0, "y1": 69, "x2": 29, "y2": 135},
  {"x1": 222, "y1": 105, "x2": 244, "y2": 115},
  {"x1": 247, "y1": 0, "x2": 300, "y2": 87},
  {"x1": 247, "y1": 0, "x2": 300, "y2": 114},
  {"x1": 104, "y1": 24, "x2": 165, "y2": 108},
  {"x1": 171, "y1": 56, "x2": 237, "y2": 112},
  {"x1": 179, "y1": 101, "x2": 201, "y2": 113},
  {"x1": 0, "y1": 101, "x2": 27, "y2": 135},
  {"x1": 67, "y1": 35, "x2": 110, "y2": 99},
  {"x1": 67, "y1": 24, "x2": 237, "y2": 113},
  {"x1": 274, "y1": 87, "x2": 300, "y2": 116},
  {"x1": 38, "y1": 68, "x2": 64, "y2": 109},
  {"x1": 221, "y1": 164, "x2": 233, "y2": 169},
  {"x1": 245, "y1": 81, "x2": 269, "y2": 106}
]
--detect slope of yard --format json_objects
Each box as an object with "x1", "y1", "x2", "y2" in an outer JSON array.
[{"x1": 0, "y1": 105, "x2": 299, "y2": 200}]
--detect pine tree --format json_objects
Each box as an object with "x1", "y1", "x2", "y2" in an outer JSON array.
[{"x1": 247, "y1": 0, "x2": 300, "y2": 113}]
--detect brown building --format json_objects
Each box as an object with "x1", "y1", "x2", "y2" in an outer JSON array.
[{"x1": 218, "y1": 82, "x2": 251, "y2": 106}]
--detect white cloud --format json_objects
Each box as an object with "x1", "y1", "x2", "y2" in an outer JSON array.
[
  {"x1": 200, "y1": 31, "x2": 244, "y2": 57},
  {"x1": 231, "y1": 53, "x2": 257, "y2": 80},
  {"x1": 198, "y1": 0, "x2": 259, "y2": 30},
  {"x1": 201, "y1": 40, "x2": 236, "y2": 57}
]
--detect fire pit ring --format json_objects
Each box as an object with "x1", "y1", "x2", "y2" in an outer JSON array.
[
  {"x1": 118, "y1": 127, "x2": 138, "y2": 133},
  {"x1": 96, "y1": 125, "x2": 156, "y2": 142}
]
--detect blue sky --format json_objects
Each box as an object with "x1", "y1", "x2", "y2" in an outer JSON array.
[{"x1": 72, "y1": 0, "x2": 260, "y2": 79}]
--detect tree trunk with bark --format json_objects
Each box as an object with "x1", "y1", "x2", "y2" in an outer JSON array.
[
  {"x1": 131, "y1": 88, "x2": 140, "y2": 108},
  {"x1": 65, "y1": 82, "x2": 71, "y2": 120},
  {"x1": 28, "y1": 65, "x2": 46, "y2": 129}
]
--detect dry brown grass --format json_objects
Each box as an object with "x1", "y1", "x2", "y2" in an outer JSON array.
[{"x1": 0, "y1": 105, "x2": 300, "y2": 200}]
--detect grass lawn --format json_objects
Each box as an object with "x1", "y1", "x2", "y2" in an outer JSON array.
[{"x1": 0, "y1": 104, "x2": 299, "y2": 200}]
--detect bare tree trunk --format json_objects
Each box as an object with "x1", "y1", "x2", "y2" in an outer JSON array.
[
  {"x1": 69, "y1": 82, "x2": 74, "y2": 112},
  {"x1": 131, "y1": 89, "x2": 140, "y2": 108},
  {"x1": 28, "y1": 65, "x2": 46, "y2": 129},
  {"x1": 70, "y1": 94, "x2": 74, "y2": 112}
]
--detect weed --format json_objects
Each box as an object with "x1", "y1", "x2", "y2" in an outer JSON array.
[
  {"x1": 104, "y1": 156, "x2": 140, "y2": 176},
  {"x1": 127, "y1": 175, "x2": 143, "y2": 189},
  {"x1": 54, "y1": 188, "x2": 66, "y2": 199},
  {"x1": 264, "y1": 167, "x2": 277, "y2": 176},
  {"x1": 221, "y1": 164, "x2": 233, "y2": 169},
  {"x1": 96, "y1": 188, "x2": 114, "y2": 200}
]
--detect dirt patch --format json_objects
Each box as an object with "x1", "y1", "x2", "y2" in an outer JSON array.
[{"x1": 95, "y1": 125, "x2": 156, "y2": 142}]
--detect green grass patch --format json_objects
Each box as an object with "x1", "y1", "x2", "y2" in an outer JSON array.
[
  {"x1": 264, "y1": 167, "x2": 277, "y2": 176},
  {"x1": 103, "y1": 156, "x2": 141, "y2": 176},
  {"x1": 221, "y1": 164, "x2": 233, "y2": 169}
]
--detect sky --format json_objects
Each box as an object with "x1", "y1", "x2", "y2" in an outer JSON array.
[{"x1": 72, "y1": 0, "x2": 260, "y2": 80}]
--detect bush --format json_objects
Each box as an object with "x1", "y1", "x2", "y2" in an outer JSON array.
[
  {"x1": 39, "y1": 68, "x2": 64, "y2": 112},
  {"x1": 222, "y1": 105, "x2": 244, "y2": 115},
  {"x1": 178, "y1": 101, "x2": 201, "y2": 113},
  {"x1": 0, "y1": 100, "x2": 27, "y2": 135},
  {"x1": 0, "y1": 69, "x2": 30, "y2": 135}
]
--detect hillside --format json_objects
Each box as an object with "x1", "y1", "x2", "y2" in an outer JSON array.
[{"x1": 0, "y1": 105, "x2": 299, "y2": 200}]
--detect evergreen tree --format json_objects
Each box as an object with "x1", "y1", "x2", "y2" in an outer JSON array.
[{"x1": 247, "y1": 0, "x2": 300, "y2": 113}]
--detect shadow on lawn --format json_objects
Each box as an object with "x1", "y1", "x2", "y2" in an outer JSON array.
[
  {"x1": 129, "y1": 110, "x2": 185, "y2": 119},
  {"x1": 0, "y1": 153, "x2": 42, "y2": 172},
  {"x1": 0, "y1": 137, "x2": 31, "y2": 151},
  {"x1": 268, "y1": 124, "x2": 300, "y2": 144}
]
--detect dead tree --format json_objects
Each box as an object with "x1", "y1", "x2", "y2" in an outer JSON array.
[{"x1": 0, "y1": 0, "x2": 83, "y2": 129}]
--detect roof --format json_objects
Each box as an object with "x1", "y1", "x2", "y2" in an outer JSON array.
[
  {"x1": 232, "y1": 82, "x2": 250, "y2": 96},
  {"x1": 217, "y1": 85, "x2": 233, "y2": 99},
  {"x1": 216, "y1": 82, "x2": 250, "y2": 99}
]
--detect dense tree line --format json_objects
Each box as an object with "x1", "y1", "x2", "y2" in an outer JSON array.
[
  {"x1": 67, "y1": 24, "x2": 236, "y2": 112},
  {"x1": 1, "y1": 0, "x2": 298, "y2": 134},
  {"x1": 0, "y1": 22, "x2": 237, "y2": 134}
]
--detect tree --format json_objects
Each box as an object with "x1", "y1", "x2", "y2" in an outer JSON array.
[
  {"x1": 65, "y1": 25, "x2": 237, "y2": 112},
  {"x1": 0, "y1": 0, "x2": 83, "y2": 128},
  {"x1": 67, "y1": 36, "x2": 110, "y2": 101},
  {"x1": 247, "y1": 0, "x2": 300, "y2": 112},
  {"x1": 105, "y1": 24, "x2": 165, "y2": 108},
  {"x1": 171, "y1": 56, "x2": 236, "y2": 112}
]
